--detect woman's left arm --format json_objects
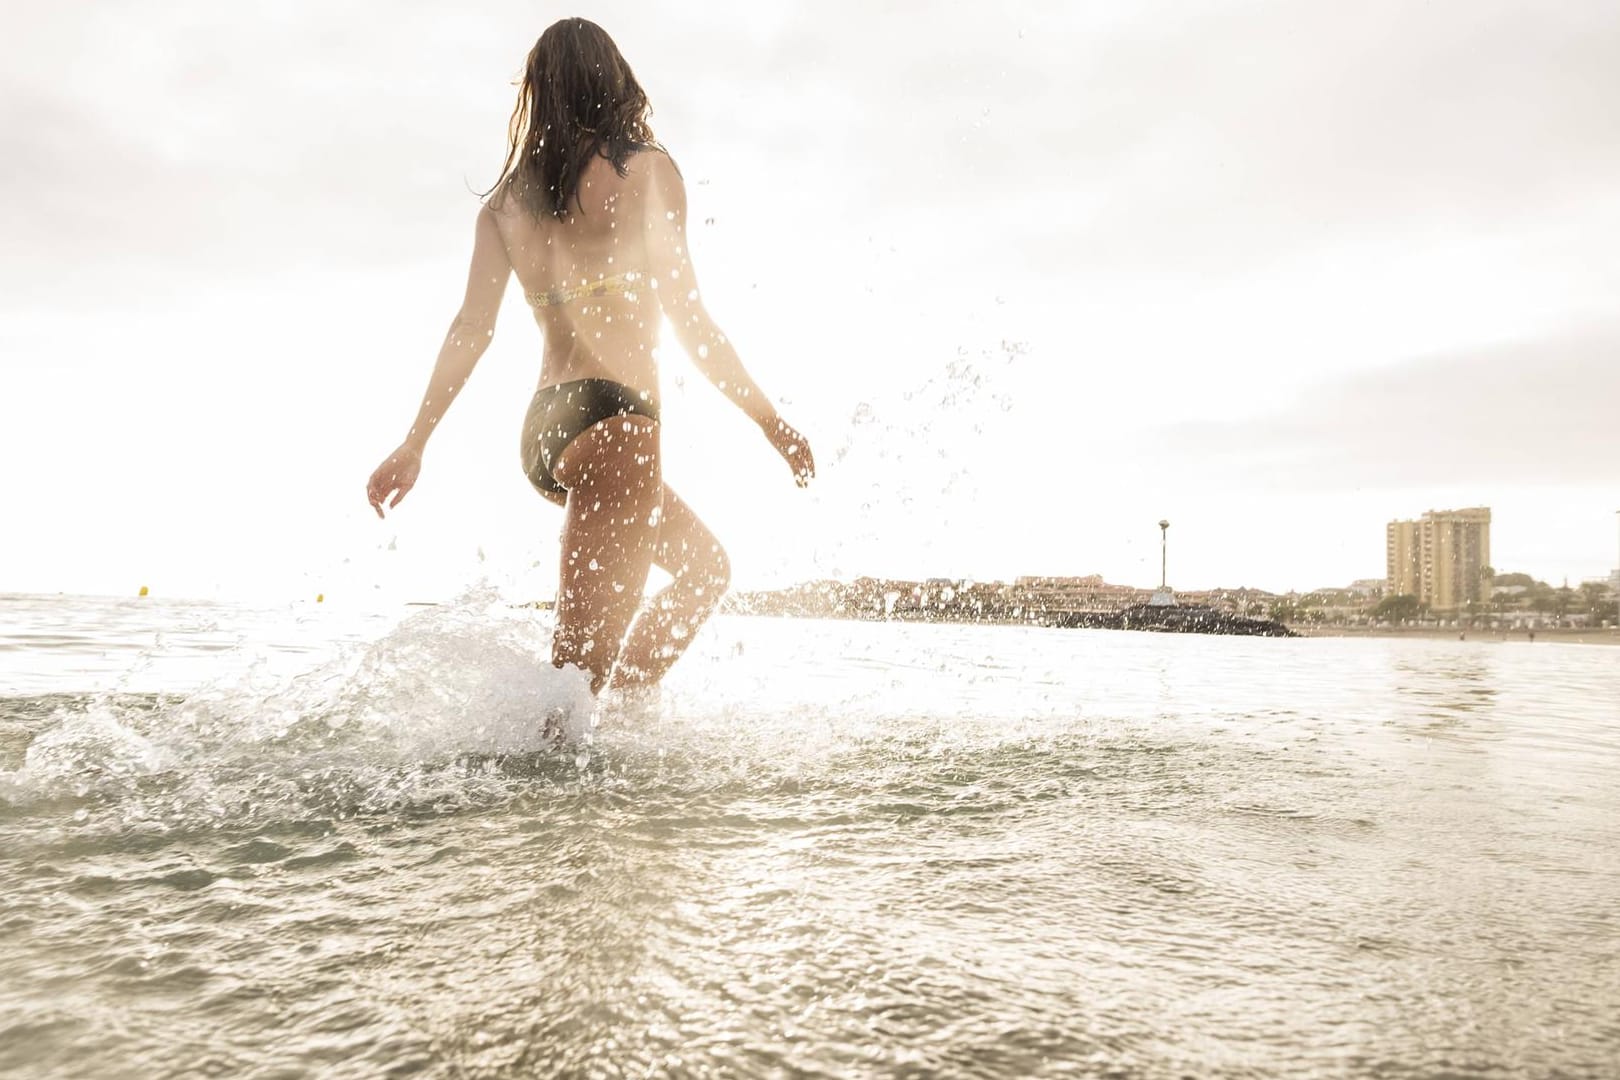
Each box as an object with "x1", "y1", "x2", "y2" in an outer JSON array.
[
  {"x1": 367, "y1": 207, "x2": 512, "y2": 517},
  {"x1": 642, "y1": 155, "x2": 815, "y2": 487}
]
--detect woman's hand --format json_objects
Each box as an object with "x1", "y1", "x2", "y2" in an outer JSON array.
[
  {"x1": 763, "y1": 418, "x2": 815, "y2": 488},
  {"x1": 367, "y1": 445, "x2": 422, "y2": 518}
]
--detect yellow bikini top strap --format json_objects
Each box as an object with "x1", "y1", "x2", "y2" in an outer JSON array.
[{"x1": 527, "y1": 271, "x2": 642, "y2": 309}]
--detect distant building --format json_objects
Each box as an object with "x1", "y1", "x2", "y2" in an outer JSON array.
[
  {"x1": 1348, "y1": 578, "x2": 1385, "y2": 599},
  {"x1": 1016, "y1": 575, "x2": 1107, "y2": 590},
  {"x1": 1385, "y1": 507, "x2": 1492, "y2": 612},
  {"x1": 1385, "y1": 521, "x2": 1422, "y2": 598},
  {"x1": 1014, "y1": 575, "x2": 1144, "y2": 612},
  {"x1": 1581, "y1": 573, "x2": 1620, "y2": 601}
]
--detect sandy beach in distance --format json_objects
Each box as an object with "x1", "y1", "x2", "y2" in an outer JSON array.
[{"x1": 1294, "y1": 626, "x2": 1620, "y2": 646}]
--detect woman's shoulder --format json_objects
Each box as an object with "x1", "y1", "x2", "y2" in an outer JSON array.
[
  {"x1": 623, "y1": 145, "x2": 679, "y2": 178},
  {"x1": 482, "y1": 172, "x2": 527, "y2": 215},
  {"x1": 621, "y1": 147, "x2": 685, "y2": 206}
]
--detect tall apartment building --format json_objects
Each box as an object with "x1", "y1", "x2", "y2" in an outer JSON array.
[
  {"x1": 1386, "y1": 520, "x2": 1421, "y2": 598},
  {"x1": 1385, "y1": 507, "x2": 1491, "y2": 611}
]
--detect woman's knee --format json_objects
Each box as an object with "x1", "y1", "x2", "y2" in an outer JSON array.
[{"x1": 695, "y1": 541, "x2": 730, "y2": 596}]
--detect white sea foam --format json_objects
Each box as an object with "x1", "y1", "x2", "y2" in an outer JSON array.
[{"x1": 0, "y1": 588, "x2": 596, "y2": 812}]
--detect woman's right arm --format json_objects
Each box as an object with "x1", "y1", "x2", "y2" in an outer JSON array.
[
  {"x1": 641, "y1": 154, "x2": 814, "y2": 486},
  {"x1": 367, "y1": 207, "x2": 512, "y2": 517}
]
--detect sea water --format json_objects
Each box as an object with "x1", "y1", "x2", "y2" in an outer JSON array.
[{"x1": 1, "y1": 592, "x2": 1617, "y2": 1078}]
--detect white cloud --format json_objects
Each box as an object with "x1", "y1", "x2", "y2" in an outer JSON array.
[{"x1": 1158, "y1": 323, "x2": 1620, "y2": 488}]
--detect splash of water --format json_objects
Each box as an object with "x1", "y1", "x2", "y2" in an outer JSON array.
[
  {"x1": 809, "y1": 340, "x2": 1025, "y2": 577},
  {"x1": 0, "y1": 589, "x2": 595, "y2": 826}
]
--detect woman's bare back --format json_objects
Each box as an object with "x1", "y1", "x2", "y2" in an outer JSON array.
[{"x1": 487, "y1": 151, "x2": 668, "y2": 394}]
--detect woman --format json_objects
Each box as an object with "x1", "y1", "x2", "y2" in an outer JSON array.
[{"x1": 365, "y1": 18, "x2": 814, "y2": 694}]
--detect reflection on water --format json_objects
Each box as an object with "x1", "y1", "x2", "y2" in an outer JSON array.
[
  {"x1": 1394, "y1": 652, "x2": 1500, "y2": 741},
  {"x1": 1, "y1": 593, "x2": 1617, "y2": 1078}
]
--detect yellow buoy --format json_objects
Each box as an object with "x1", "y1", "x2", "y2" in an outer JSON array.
[
  {"x1": 138, "y1": 585, "x2": 149, "y2": 597},
  {"x1": 316, "y1": 593, "x2": 325, "y2": 603}
]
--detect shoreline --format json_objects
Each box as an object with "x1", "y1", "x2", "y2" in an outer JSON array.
[
  {"x1": 1292, "y1": 625, "x2": 1620, "y2": 646},
  {"x1": 729, "y1": 610, "x2": 1620, "y2": 646}
]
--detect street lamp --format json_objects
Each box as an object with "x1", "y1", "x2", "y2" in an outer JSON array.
[{"x1": 1159, "y1": 519, "x2": 1170, "y2": 590}]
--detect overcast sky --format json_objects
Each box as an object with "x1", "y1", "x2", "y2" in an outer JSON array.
[{"x1": 3, "y1": 0, "x2": 1618, "y2": 602}]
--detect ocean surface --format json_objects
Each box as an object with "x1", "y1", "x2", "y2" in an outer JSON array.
[{"x1": 1, "y1": 591, "x2": 1617, "y2": 1079}]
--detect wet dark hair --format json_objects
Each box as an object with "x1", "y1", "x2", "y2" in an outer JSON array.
[{"x1": 486, "y1": 18, "x2": 661, "y2": 220}]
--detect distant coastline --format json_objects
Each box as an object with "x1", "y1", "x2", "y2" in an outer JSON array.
[
  {"x1": 720, "y1": 603, "x2": 1619, "y2": 645},
  {"x1": 1294, "y1": 625, "x2": 1620, "y2": 646},
  {"x1": 722, "y1": 574, "x2": 1619, "y2": 642}
]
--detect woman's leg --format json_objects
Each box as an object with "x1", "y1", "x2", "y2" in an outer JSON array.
[
  {"x1": 549, "y1": 415, "x2": 662, "y2": 692},
  {"x1": 611, "y1": 486, "x2": 730, "y2": 689}
]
